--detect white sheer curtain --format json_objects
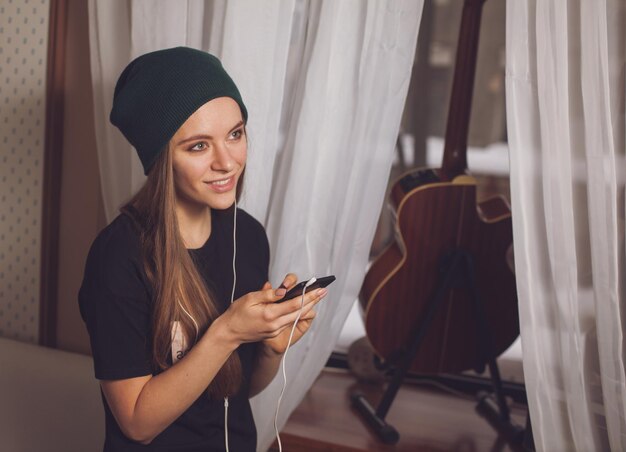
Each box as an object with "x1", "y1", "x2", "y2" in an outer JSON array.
[
  {"x1": 88, "y1": 1, "x2": 423, "y2": 450},
  {"x1": 88, "y1": 0, "x2": 143, "y2": 221},
  {"x1": 506, "y1": 1, "x2": 625, "y2": 450}
]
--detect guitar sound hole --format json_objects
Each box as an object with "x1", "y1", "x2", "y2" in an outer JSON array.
[{"x1": 399, "y1": 169, "x2": 440, "y2": 193}]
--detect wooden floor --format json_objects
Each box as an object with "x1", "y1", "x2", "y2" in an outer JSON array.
[{"x1": 270, "y1": 368, "x2": 527, "y2": 452}]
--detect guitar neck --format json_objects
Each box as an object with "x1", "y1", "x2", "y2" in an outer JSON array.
[{"x1": 441, "y1": 0, "x2": 486, "y2": 181}]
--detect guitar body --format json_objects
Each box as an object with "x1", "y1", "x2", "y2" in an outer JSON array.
[{"x1": 360, "y1": 168, "x2": 518, "y2": 374}]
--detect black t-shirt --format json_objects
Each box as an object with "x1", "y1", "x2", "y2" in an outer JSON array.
[{"x1": 79, "y1": 207, "x2": 270, "y2": 451}]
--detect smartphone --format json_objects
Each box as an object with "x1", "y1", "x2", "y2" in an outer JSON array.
[{"x1": 277, "y1": 275, "x2": 336, "y2": 303}]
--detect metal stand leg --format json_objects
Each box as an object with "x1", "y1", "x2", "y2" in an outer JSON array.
[
  {"x1": 475, "y1": 369, "x2": 525, "y2": 443},
  {"x1": 523, "y1": 412, "x2": 535, "y2": 450},
  {"x1": 351, "y1": 252, "x2": 467, "y2": 444},
  {"x1": 460, "y1": 251, "x2": 525, "y2": 443}
]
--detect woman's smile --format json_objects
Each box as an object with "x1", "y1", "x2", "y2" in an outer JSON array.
[{"x1": 204, "y1": 175, "x2": 236, "y2": 192}]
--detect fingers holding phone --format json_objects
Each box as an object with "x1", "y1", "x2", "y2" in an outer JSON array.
[
  {"x1": 270, "y1": 286, "x2": 326, "y2": 323},
  {"x1": 262, "y1": 289, "x2": 324, "y2": 354},
  {"x1": 273, "y1": 273, "x2": 298, "y2": 299},
  {"x1": 276, "y1": 275, "x2": 336, "y2": 303}
]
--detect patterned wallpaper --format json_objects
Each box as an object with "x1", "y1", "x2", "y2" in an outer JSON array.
[{"x1": 0, "y1": 0, "x2": 49, "y2": 342}]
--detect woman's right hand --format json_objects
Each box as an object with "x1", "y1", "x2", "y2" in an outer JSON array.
[
  {"x1": 100, "y1": 284, "x2": 307, "y2": 446},
  {"x1": 212, "y1": 276, "x2": 325, "y2": 347}
]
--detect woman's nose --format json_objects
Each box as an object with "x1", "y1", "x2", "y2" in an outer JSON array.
[{"x1": 211, "y1": 143, "x2": 235, "y2": 172}]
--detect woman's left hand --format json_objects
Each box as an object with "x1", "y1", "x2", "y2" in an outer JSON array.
[{"x1": 260, "y1": 275, "x2": 326, "y2": 355}]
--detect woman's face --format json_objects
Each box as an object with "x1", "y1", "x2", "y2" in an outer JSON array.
[{"x1": 170, "y1": 97, "x2": 247, "y2": 212}]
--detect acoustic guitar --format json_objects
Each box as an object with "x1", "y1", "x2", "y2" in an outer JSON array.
[{"x1": 359, "y1": 0, "x2": 518, "y2": 375}]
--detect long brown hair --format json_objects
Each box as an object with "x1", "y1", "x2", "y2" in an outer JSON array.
[{"x1": 121, "y1": 144, "x2": 245, "y2": 398}]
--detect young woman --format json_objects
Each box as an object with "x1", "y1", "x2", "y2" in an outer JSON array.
[{"x1": 79, "y1": 47, "x2": 326, "y2": 451}]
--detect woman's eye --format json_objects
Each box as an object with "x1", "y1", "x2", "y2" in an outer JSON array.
[
  {"x1": 190, "y1": 142, "x2": 206, "y2": 152},
  {"x1": 230, "y1": 129, "x2": 243, "y2": 140}
]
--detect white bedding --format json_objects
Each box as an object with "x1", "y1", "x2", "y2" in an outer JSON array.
[{"x1": 0, "y1": 337, "x2": 104, "y2": 452}]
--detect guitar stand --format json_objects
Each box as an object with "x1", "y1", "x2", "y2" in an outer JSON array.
[{"x1": 351, "y1": 250, "x2": 524, "y2": 445}]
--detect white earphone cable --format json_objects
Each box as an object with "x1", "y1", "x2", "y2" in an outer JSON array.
[
  {"x1": 274, "y1": 277, "x2": 316, "y2": 452},
  {"x1": 224, "y1": 396, "x2": 230, "y2": 452},
  {"x1": 177, "y1": 301, "x2": 199, "y2": 342},
  {"x1": 230, "y1": 200, "x2": 237, "y2": 306},
  {"x1": 224, "y1": 199, "x2": 237, "y2": 452}
]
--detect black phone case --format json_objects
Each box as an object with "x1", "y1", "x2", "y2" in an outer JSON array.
[{"x1": 277, "y1": 275, "x2": 336, "y2": 302}]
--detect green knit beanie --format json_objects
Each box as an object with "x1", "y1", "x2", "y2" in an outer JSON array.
[{"x1": 110, "y1": 47, "x2": 248, "y2": 175}]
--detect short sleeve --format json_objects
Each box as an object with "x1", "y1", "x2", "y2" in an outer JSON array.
[{"x1": 78, "y1": 216, "x2": 154, "y2": 380}]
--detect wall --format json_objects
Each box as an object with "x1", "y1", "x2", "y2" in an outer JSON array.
[{"x1": 0, "y1": 0, "x2": 50, "y2": 342}]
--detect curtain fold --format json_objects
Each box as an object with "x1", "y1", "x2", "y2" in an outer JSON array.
[
  {"x1": 255, "y1": 4, "x2": 423, "y2": 449},
  {"x1": 88, "y1": 1, "x2": 423, "y2": 450},
  {"x1": 88, "y1": 0, "x2": 142, "y2": 221},
  {"x1": 506, "y1": 0, "x2": 625, "y2": 450}
]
